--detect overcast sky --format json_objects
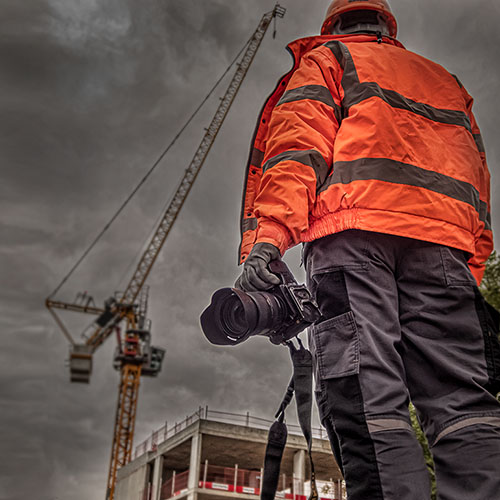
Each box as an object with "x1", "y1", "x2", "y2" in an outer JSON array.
[{"x1": 1, "y1": 1, "x2": 499, "y2": 499}]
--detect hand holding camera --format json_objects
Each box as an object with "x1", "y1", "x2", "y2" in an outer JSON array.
[
  {"x1": 200, "y1": 243, "x2": 321, "y2": 347},
  {"x1": 234, "y1": 243, "x2": 282, "y2": 292}
]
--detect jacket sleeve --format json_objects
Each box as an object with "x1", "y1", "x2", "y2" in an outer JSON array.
[
  {"x1": 253, "y1": 49, "x2": 342, "y2": 255},
  {"x1": 462, "y1": 87, "x2": 493, "y2": 285}
]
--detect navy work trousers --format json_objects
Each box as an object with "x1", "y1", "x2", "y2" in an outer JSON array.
[{"x1": 304, "y1": 230, "x2": 500, "y2": 500}]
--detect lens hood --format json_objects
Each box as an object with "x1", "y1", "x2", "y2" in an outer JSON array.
[{"x1": 200, "y1": 288, "x2": 259, "y2": 345}]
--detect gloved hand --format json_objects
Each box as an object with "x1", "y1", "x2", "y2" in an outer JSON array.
[{"x1": 235, "y1": 243, "x2": 282, "y2": 292}]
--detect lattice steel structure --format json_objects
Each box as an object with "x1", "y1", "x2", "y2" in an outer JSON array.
[
  {"x1": 106, "y1": 312, "x2": 143, "y2": 500},
  {"x1": 45, "y1": 5, "x2": 286, "y2": 499}
]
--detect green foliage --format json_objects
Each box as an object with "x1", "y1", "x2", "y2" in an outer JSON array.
[
  {"x1": 480, "y1": 252, "x2": 500, "y2": 402},
  {"x1": 481, "y1": 251, "x2": 500, "y2": 309},
  {"x1": 409, "y1": 403, "x2": 437, "y2": 500}
]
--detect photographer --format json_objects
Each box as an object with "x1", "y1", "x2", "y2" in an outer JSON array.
[{"x1": 235, "y1": 1, "x2": 500, "y2": 499}]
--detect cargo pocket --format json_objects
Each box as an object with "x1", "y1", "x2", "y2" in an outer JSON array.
[
  {"x1": 440, "y1": 246, "x2": 476, "y2": 286},
  {"x1": 311, "y1": 311, "x2": 360, "y2": 380}
]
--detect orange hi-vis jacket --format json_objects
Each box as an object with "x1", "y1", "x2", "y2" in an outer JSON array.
[{"x1": 239, "y1": 34, "x2": 492, "y2": 284}]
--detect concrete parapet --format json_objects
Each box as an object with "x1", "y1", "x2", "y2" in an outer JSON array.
[{"x1": 116, "y1": 414, "x2": 343, "y2": 500}]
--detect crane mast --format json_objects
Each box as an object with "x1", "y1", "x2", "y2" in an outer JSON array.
[{"x1": 45, "y1": 5, "x2": 286, "y2": 500}]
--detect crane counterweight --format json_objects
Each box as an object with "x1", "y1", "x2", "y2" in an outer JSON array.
[{"x1": 69, "y1": 345, "x2": 93, "y2": 383}]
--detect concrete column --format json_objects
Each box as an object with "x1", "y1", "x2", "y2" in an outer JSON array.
[
  {"x1": 334, "y1": 480, "x2": 341, "y2": 500},
  {"x1": 293, "y1": 450, "x2": 306, "y2": 495},
  {"x1": 233, "y1": 464, "x2": 238, "y2": 489},
  {"x1": 187, "y1": 432, "x2": 202, "y2": 500},
  {"x1": 151, "y1": 455, "x2": 164, "y2": 500},
  {"x1": 202, "y1": 459, "x2": 208, "y2": 486}
]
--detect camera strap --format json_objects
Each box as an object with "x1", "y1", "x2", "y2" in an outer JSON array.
[{"x1": 260, "y1": 339, "x2": 319, "y2": 500}]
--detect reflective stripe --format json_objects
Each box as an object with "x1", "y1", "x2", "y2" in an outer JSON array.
[
  {"x1": 278, "y1": 84, "x2": 335, "y2": 107},
  {"x1": 474, "y1": 134, "x2": 486, "y2": 153},
  {"x1": 263, "y1": 150, "x2": 330, "y2": 188},
  {"x1": 323, "y1": 41, "x2": 472, "y2": 132},
  {"x1": 320, "y1": 158, "x2": 491, "y2": 228},
  {"x1": 433, "y1": 416, "x2": 500, "y2": 446},
  {"x1": 347, "y1": 83, "x2": 471, "y2": 131},
  {"x1": 277, "y1": 85, "x2": 342, "y2": 124},
  {"x1": 251, "y1": 148, "x2": 264, "y2": 168},
  {"x1": 367, "y1": 418, "x2": 413, "y2": 434},
  {"x1": 242, "y1": 217, "x2": 258, "y2": 233},
  {"x1": 480, "y1": 203, "x2": 492, "y2": 231},
  {"x1": 324, "y1": 41, "x2": 356, "y2": 89},
  {"x1": 486, "y1": 211, "x2": 492, "y2": 231}
]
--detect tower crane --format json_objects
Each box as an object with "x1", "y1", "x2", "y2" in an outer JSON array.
[{"x1": 45, "y1": 4, "x2": 286, "y2": 500}]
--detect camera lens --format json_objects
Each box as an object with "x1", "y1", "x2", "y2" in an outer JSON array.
[
  {"x1": 200, "y1": 287, "x2": 288, "y2": 346},
  {"x1": 217, "y1": 290, "x2": 257, "y2": 341},
  {"x1": 221, "y1": 295, "x2": 244, "y2": 332}
]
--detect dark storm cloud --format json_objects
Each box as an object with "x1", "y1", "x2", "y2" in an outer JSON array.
[{"x1": 1, "y1": 1, "x2": 500, "y2": 499}]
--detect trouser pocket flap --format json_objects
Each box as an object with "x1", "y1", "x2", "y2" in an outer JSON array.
[{"x1": 311, "y1": 311, "x2": 360, "y2": 380}]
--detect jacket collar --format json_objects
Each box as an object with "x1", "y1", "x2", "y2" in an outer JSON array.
[{"x1": 286, "y1": 34, "x2": 405, "y2": 61}]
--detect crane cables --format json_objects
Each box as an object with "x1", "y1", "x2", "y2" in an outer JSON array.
[{"x1": 48, "y1": 33, "x2": 255, "y2": 300}]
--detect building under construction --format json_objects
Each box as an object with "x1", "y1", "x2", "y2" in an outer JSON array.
[{"x1": 115, "y1": 408, "x2": 345, "y2": 500}]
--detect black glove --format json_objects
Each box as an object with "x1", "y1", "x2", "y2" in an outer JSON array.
[{"x1": 235, "y1": 243, "x2": 282, "y2": 292}]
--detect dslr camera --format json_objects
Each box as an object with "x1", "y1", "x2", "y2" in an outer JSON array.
[{"x1": 200, "y1": 260, "x2": 321, "y2": 346}]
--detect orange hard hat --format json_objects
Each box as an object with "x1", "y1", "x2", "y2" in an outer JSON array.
[{"x1": 321, "y1": 0, "x2": 397, "y2": 37}]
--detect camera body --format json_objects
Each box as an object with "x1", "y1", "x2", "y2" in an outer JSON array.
[
  {"x1": 264, "y1": 260, "x2": 322, "y2": 344},
  {"x1": 200, "y1": 260, "x2": 321, "y2": 346}
]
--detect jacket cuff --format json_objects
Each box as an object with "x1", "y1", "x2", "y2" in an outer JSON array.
[{"x1": 255, "y1": 220, "x2": 293, "y2": 256}]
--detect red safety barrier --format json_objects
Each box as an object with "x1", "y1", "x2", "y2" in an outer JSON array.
[
  {"x1": 199, "y1": 481, "x2": 337, "y2": 500},
  {"x1": 161, "y1": 464, "x2": 342, "y2": 500}
]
